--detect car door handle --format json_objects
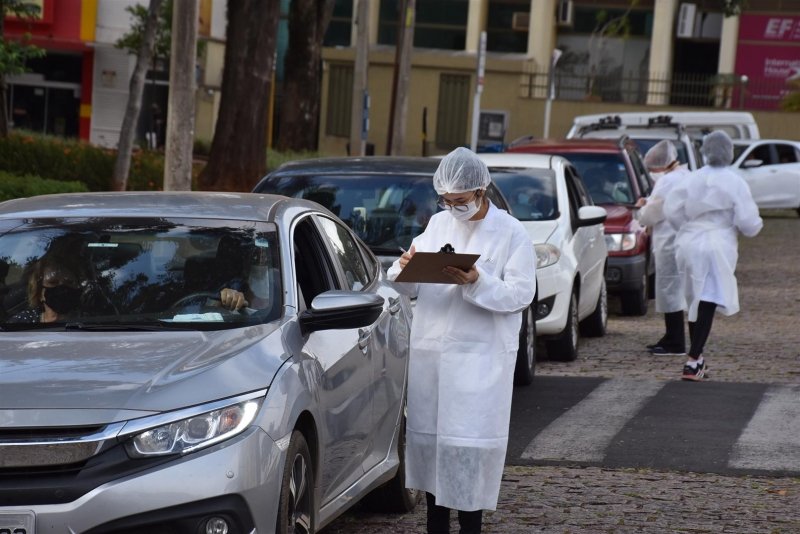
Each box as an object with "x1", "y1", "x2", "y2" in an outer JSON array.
[
  {"x1": 388, "y1": 297, "x2": 401, "y2": 315},
  {"x1": 358, "y1": 328, "x2": 371, "y2": 351}
]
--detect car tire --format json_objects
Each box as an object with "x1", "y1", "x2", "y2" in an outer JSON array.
[
  {"x1": 580, "y1": 279, "x2": 608, "y2": 337},
  {"x1": 620, "y1": 271, "x2": 648, "y2": 316},
  {"x1": 361, "y1": 411, "x2": 420, "y2": 513},
  {"x1": 514, "y1": 305, "x2": 537, "y2": 386},
  {"x1": 276, "y1": 431, "x2": 315, "y2": 534},
  {"x1": 546, "y1": 289, "x2": 579, "y2": 362}
]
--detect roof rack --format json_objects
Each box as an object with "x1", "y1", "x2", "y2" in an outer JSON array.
[
  {"x1": 646, "y1": 115, "x2": 678, "y2": 128},
  {"x1": 577, "y1": 115, "x2": 622, "y2": 134}
]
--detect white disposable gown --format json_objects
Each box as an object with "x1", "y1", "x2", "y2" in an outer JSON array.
[
  {"x1": 387, "y1": 202, "x2": 536, "y2": 511},
  {"x1": 663, "y1": 166, "x2": 762, "y2": 322},
  {"x1": 637, "y1": 165, "x2": 690, "y2": 313}
]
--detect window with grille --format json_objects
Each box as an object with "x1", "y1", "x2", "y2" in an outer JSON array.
[
  {"x1": 325, "y1": 64, "x2": 353, "y2": 137},
  {"x1": 436, "y1": 73, "x2": 470, "y2": 150}
]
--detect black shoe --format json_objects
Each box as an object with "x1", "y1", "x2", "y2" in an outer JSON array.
[
  {"x1": 650, "y1": 345, "x2": 686, "y2": 356},
  {"x1": 681, "y1": 360, "x2": 706, "y2": 381}
]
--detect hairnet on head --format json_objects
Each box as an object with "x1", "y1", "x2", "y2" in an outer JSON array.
[
  {"x1": 701, "y1": 130, "x2": 734, "y2": 167},
  {"x1": 644, "y1": 139, "x2": 678, "y2": 170},
  {"x1": 432, "y1": 147, "x2": 491, "y2": 194}
]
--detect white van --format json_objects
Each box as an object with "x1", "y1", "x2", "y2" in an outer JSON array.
[{"x1": 568, "y1": 111, "x2": 760, "y2": 141}]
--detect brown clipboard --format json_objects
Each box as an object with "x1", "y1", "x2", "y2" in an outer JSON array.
[{"x1": 394, "y1": 252, "x2": 480, "y2": 284}]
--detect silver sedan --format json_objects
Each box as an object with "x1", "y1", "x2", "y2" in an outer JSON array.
[{"x1": 0, "y1": 191, "x2": 416, "y2": 533}]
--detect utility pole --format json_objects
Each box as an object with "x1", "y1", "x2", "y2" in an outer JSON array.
[
  {"x1": 163, "y1": 0, "x2": 198, "y2": 191},
  {"x1": 349, "y1": 0, "x2": 370, "y2": 157},
  {"x1": 386, "y1": 0, "x2": 415, "y2": 155},
  {"x1": 469, "y1": 31, "x2": 486, "y2": 152}
]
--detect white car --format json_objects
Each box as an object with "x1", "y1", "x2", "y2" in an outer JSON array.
[
  {"x1": 478, "y1": 153, "x2": 608, "y2": 361},
  {"x1": 731, "y1": 139, "x2": 800, "y2": 214},
  {"x1": 566, "y1": 114, "x2": 702, "y2": 170}
]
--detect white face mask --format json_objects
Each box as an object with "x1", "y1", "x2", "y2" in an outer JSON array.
[
  {"x1": 248, "y1": 265, "x2": 270, "y2": 300},
  {"x1": 649, "y1": 171, "x2": 666, "y2": 182},
  {"x1": 448, "y1": 194, "x2": 482, "y2": 221}
]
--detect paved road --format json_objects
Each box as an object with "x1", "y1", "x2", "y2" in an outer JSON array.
[{"x1": 324, "y1": 210, "x2": 800, "y2": 533}]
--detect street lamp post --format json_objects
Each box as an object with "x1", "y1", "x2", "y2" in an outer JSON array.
[{"x1": 542, "y1": 48, "x2": 562, "y2": 139}]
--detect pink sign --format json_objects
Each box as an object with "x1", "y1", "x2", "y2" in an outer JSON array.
[{"x1": 736, "y1": 15, "x2": 800, "y2": 109}]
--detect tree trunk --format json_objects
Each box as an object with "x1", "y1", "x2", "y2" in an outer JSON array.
[
  {"x1": 162, "y1": 0, "x2": 197, "y2": 191},
  {"x1": 276, "y1": 0, "x2": 334, "y2": 152},
  {"x1": 111, "y1": 0, "x2": 164, "y2": 191},
  {"x1": 197, "y1": 0, "x2": 280, "y2": 192}
]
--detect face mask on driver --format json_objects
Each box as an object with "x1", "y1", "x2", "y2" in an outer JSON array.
[
  {"x1": 43, "y1": 285, "x2": 82, "y2": 315},
  {"x1": 448, "y1": 194, "x2": 482, "y2": 222}
]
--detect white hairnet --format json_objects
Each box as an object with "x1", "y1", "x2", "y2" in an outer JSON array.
[
  {"x1": 432, "y1": 147, "x2": 491, "y2": 194},
  {"x1": 701, "y1": 130, "x2": 734, "y2": 167},
  {"x1": 644, "y1": 140, "x2": 678, "y2": 170}
]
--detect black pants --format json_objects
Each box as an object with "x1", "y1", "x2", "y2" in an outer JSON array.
[
  {"x1": 688, "y1": 301, "x2": 717, "y2": 358},
  {"x1": 662, "y1": 310, "x2": 686, "y2": 351},
  {"x1": 426, "y1": 492, "x2": 483, "y2": 534}
]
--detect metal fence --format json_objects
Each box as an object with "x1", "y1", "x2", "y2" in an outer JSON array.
[{"x1": 521, "y1": 67, "x2": 793, "y2": 111}]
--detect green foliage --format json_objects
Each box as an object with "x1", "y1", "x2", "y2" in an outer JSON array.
[
  {"x1": 781, "y1": 92, "x2": 800, "y2": 112},
  {"x1": 723, "y1": 0, "x2": 747, "y2": 17},
  {"x1": 0, "y1": 170, "x2": 88, "y2": 202},
  {"x1": 0, "y1": 132, "x2": 165, "y2": 191},
  {"x1": 114, "y1": 0, "x2": 173, "y2": 60},
  {"x1": 0, "y1": 1, "x2": 45, "y2": 77}
]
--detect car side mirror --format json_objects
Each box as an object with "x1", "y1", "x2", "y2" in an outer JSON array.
[
  {"x1": 577, "y1": 205, "x2": 607, "y2": 227},
  {"x1": 299, "y1": 290, "x2": 384, "y2": 335},
  {"x1": 742, "y1": 159, "x2": 763, "y2": 169}
]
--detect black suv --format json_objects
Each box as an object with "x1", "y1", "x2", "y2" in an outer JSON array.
[{"x1": 253, "y1": 156, "x2": 537, "y2": 386}]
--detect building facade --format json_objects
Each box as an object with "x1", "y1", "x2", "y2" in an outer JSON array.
[{"x1": 319, "y1": 0, "x2": 800, "y2": 157}]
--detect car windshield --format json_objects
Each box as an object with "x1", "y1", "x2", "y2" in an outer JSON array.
[
  {"x1": 0, "y1": 218, "x2": 282, "y2": 330},
  {"x1": 489, "y1": 169, "x2": 558, "y2": 221},
  {"x1": 631, "y1": 138, "x2": 690, "y2": 166},
  {"x1": 733, "y1": 144, "x2": 748, "y2": 161},
  {"x1": 552, "y1": 153, "x2": 633, "y2": 205},
  {"x1": 259, "y1": 174, "x2": 438, "y2": 253}
]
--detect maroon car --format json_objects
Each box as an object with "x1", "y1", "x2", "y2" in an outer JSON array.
[{"x1": 507, "y1": 137, "x2": 654, "y2": 315}]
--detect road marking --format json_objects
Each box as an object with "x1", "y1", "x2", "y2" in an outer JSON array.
[
  {"x1": 728, "y1": 384, "x2": 800, "y2": 472},
  {"x1": 521, "y1": 378, "x2": 663, "y2": 462}
]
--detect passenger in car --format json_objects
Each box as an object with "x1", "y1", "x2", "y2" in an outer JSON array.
[
  {"x1": 8, "y1": 252, "x2": 85, "y2": 324},
  {"x1": 663, "y1": 131, "x2": 763, "y2": 382},
  {"x1": 635, "y1": 140, "x2": 691, "y2": 356},
  {"x1": 387, "y1": 147, "x2": 536, "y2": 533}
]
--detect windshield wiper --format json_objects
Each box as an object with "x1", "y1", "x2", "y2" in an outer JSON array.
[{"x1": 65, "y1": 321, "x2": 197, "y2": 332}]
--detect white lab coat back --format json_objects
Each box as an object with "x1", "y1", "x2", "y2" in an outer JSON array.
[
  {"x1": 663, "y1": 166, "x2": 762, "y2": 321},
  {"x1": 637, "y1": 166, "x2": 690, "y2": 313},
  {"x1": 387, "y1": 202, "x2": 536, "y2": 511}
]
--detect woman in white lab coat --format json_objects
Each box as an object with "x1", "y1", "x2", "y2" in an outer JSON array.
[
  {"x1": 388, "y1": 147, "x2": 536, "y2": 533},
  {"x1": 636, "y1": 140, "x2": 691, "y2": 355},
  {"x1": 664, "y1": 131, "x2": 762, "y2": 381}
]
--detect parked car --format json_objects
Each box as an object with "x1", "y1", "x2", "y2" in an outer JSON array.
[
  {"x1": 566, "y1": 114, "x2": 702, "y2": 170},
  {"x1": 253, "y1": 156, "x2": 537, "y2": 385},
  {"x1": 0, "y1": 191, "x2": 417, "y2": 533},
  {"x1": 506, "y1": 137, "x2": 655, "y2": 316},
  {"x1": 477, "y1": 153, "x2": 608, "y2": 361},
  {"x1": 731, "y1": 139, "x2": 800, "y2": 214}
]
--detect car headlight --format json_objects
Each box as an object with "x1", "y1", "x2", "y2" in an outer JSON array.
[
  {"x1": 124, "y1": 397, "x2": 263, "y2": 458},
  {"x1": 605, "y1": 232, "x2": 637, "y2": 252},
  {"x1": 535, "y1": 243, "x2": 561, "y2": 268}
]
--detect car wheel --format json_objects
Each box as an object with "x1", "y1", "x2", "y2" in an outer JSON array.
[
  {"x1": 514, "y1": 305, "x2": 537, "y2": 386},
  {"x1": 362, "y1": 410, "x2": 420, "y2": 513},
  {"x1": 580, "y1": 279, "x2": 607, "y2": 337},
  {"x1": 276, "y1": 431, "x2": 314, "y2": 534},
  {"x1": 620, "y1": 271, "x2": 648, "y2": 316},
  {"x1": 546, "y1": 290, "x2": 579, "y2": 362}
]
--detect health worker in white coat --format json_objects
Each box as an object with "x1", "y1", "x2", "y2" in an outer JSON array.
[
  {"x1": 635, "y1": 140, "x2": 691, "y2": 356},
  {"x1": 387, "y1": 147, "x2": 536, "y2": 534},
  {"x1": 664, "y1": 131, "x2": 762, "y2": 381}
]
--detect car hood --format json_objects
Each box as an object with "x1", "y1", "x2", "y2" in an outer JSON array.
[
  {"x1": 599, "y1": 204, "x2": 635, "y2": 231},
  {"x1": 0, "y1": 324, "x2": 285, "y2": 426},
  {"x1": 519, "y1": 221, "x2": 558, "y2": 244}
]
